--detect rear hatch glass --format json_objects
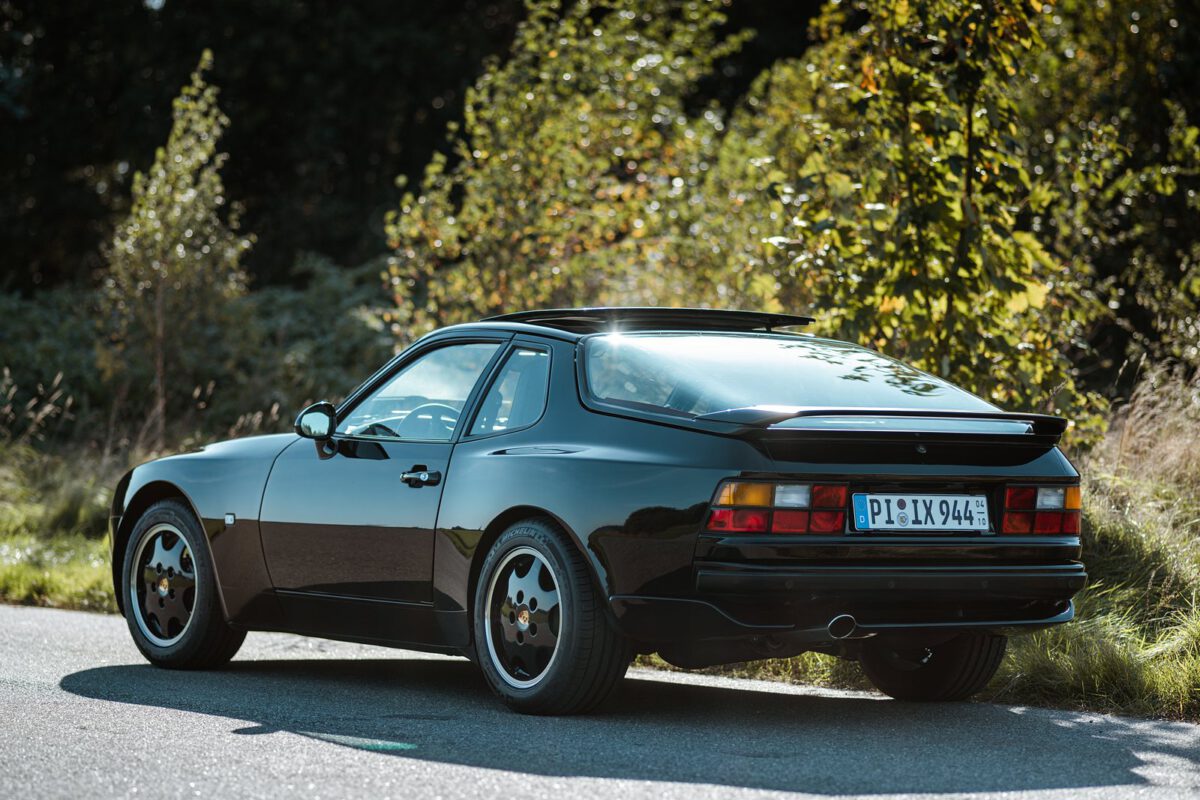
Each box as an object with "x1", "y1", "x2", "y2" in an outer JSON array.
[{"x1": 582, "y1": 332, "x2": 998, "y2": 423}]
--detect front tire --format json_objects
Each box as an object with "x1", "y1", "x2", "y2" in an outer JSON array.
[
  {"x1": 860, "y1": 632, "x2": 1007, "y2": 701},
  {"x1": 473, "y1": 518, "x2": 631, "y2": 715},
  {"x1": 120, "y1": 499, "x2": 245, "y2": 669}
]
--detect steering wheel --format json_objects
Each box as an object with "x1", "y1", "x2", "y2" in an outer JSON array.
[
  {"x1": 358, "y1": 421, "x2": 402, "y2": 438},
  {"x1": 394, "y1": 403, "x2": 460, "y2": 439}
]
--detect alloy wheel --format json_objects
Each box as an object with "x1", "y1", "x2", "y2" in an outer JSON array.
[
  {"x1": 128, "y1": 523, "x2": 197, "y2": 647},
  {"x1": 484, "y1": 545, "x2": 563, "y2": 688}
]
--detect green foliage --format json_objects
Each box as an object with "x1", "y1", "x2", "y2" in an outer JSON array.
[
  {"x1": 0, "y1": 443, "x2": 110, "y2": 542},
  {"x1": 0, "y1": 533, "x2": 114, "y2": 613},
  {"x1": 707, "y1": 2, "x2": 1104, "y2": 433},
  {"x1": 100, "y1": 50, "x2": 252, "y2": 451},
  {"x1": 0, "y1": 287, "x2": 101, "y2": 440},
  {"x1": 384, "y1": 0, "x2": 748, "y2": 341},
  {"x1": 230, "y1": 255, "x2": 395, "y2": 429},
  {"x1": 386, "y1": 0, "x2": 1114, "y2": 435},
  {"x1": 1018, "y1": 0, "x2": 1200, "y2": 371}
]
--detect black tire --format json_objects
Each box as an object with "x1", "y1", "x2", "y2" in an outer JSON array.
[
  {"x1": 120, "y1": 499, "x2": 245, "y2": 669},
  {"x1": 473, "y1": 518, "x2": 631, "y2": 715},
  {"x1": 860, "y1": 632, "x2": 1006, "y2": 701}
]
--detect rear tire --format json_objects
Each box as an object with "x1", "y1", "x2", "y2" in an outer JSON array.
[
  {"x1": 860, "y1": 632, "x2": 1006, "y2": 701},
  {"x1": 120, "y1": 499, "x2": 245, "y2": 669},
  {"x1": 473, "y1": 518, "x2": 631, "y2": 715}
]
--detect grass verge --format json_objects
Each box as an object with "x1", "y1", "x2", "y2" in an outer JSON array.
[{"x1": 0, "y1": 533, "x2": 116, "y2": 613}]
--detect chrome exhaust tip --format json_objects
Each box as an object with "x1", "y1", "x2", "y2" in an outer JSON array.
[{"x1": 827, "y1": 614, "x2": 858, "y2": 640}]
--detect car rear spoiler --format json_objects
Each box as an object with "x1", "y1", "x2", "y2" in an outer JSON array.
[{"x1": 694, "y1": 406, "x2": 1069, "y2": 439}]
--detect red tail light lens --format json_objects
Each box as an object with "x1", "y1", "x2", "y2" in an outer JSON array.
[
  {"x1": 707, "y1": 480, "x2": 848, "y2": 535},
  {"x1": 1003, "y1": 484, "x2": 1081, "y2": 536},
  {"x1": 706, "y1": 508, "x2": 769, "y2": 533},
  {"x1": 771, "y1": 510, "x2": 810, "y2": 533},
  {"x1": 809, "y1": 510, "x2": 846, "y2": 533},
  {"x1": 812, "y1": 484, "x2": 847, "y2": 508},
  {"x1": 1034, "y1": 511, "x2": 1063, "y2": 534},
  {"x1": 1005, "y1": 487, "x2": 1037, "y2": 509},
  {"x1": 1002, "y1": 511, "x2": 1033, "y2": 534}
]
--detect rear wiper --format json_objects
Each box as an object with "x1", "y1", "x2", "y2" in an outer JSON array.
[{"x1": 693, "y1": 405, "x2": 1068, "y2": 436}]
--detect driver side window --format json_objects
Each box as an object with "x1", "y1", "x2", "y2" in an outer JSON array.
[{"x1": 337, "y1": 342, "x2": 501, "y2": 441}]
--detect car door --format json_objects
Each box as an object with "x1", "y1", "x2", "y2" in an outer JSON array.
[{"x1": 258, "y1": 338, "x2": 506, "y2": 608}]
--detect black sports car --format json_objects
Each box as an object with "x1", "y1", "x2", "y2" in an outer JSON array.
[{"x1": 110, "y1": 307, "x2": 1086, "y2": 714}]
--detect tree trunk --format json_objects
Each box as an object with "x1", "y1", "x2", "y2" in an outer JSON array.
[{"x1": 153, "y1": 285, "x2": 166, "y2": 452}]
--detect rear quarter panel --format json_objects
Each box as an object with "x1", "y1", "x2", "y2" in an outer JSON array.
[{"x1": 432, "y1": 337, "x2": 771, "y2": 614}]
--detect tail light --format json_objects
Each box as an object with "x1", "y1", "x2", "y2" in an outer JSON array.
[
  {"x1": 705, "y1": 481, "x2": 847, "y2": 534},
  {"x1": 1002, "y1": 484, "x2": 1081, "y2": 535}
]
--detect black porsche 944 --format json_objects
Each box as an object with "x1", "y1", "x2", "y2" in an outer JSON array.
[{"x1": 110, "y1": 307, "x2": 1086, "y2": 714}]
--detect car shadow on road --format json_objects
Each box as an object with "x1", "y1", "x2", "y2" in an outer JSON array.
[{"x1": 60, "y1": 657, "x2": 1198, "y2": 795}]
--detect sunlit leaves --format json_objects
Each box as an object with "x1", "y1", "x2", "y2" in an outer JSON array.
[
  {"x1": 100, "y1": 51, "x2": 253, "y2": 449},
  {"x1": 383, "y1": 0, "x2": 749, "y2": 342}
]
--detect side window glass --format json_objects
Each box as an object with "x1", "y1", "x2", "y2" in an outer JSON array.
[
  {"x1": 470, "y1": 347, "x2": 551, "y2": 436},
  {"x1": 338, "y1": 342, "x2": 501, "y2": 441}
]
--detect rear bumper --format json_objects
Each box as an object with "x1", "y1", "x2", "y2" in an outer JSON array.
[
  {"x1": 695, "y1": 562, "x2": 1086, "y2": 599},
  {"x1": 610, "y1": 562, "x2": 1086, "y2": 644}
]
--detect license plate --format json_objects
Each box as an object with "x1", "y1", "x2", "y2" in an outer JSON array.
[{"x1": 852, "y1": 493, "x2": 989, "y2": 532}]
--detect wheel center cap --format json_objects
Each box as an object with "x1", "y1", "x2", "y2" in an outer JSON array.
[
  {"x1": 516, "y1": 607, "x2": 530, "y2": 629},
  {"x1": 157, "y1": 577, "x2": 170, "y2": 596}
]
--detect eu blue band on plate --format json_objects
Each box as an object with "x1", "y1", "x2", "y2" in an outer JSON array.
[{"x1": 852, "y1": 494, "x2": 869, "y2": 529}]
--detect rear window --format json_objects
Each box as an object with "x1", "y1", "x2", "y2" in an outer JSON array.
[{"x1": 581, "y1": 333, "x2": 996, "y2": 418}]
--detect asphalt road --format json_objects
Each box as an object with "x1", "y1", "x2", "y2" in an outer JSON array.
[{"x1": 1, "y1": 605, "x2": 1198, "y2": 799}]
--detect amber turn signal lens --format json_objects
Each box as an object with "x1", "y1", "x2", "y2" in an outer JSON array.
[
  {"x1": 715, "y1": 482, "x2": 774, "y2": 507},
  {"x1": 1065, "y1": 485, "x2": 1082, "y2": 510}
]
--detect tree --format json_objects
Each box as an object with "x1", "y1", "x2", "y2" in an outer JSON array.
[
  {"x1": 707, "y1": 1, "x2": 1105, "y2": 433},
  {"x1": 384, "y1": 0, "x2": 748, "y2": 341},
  {"x1": 1015, "y1": 0, "x2": 1200, "y2": 375},
  {"x1": 100, "y1": 50, "x2": 252, "y2": 451}
]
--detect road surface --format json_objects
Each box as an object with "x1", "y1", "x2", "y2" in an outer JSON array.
[{"x1": 1, "y1": 604, "x2": 1198, "y2": 799}]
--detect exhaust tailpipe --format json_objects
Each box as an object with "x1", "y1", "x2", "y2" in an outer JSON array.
[{"x1": 827, "y1": 614, "x2": 858, "y2": 640}]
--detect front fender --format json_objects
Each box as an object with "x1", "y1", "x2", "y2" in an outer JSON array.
[{"x1": 109, "y1": 434, "x2": 295, "y2": 625}]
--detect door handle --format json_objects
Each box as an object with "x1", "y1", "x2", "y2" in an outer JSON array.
[{"x1": 400, "y1": 466, "x2": 441, "y2": 487}]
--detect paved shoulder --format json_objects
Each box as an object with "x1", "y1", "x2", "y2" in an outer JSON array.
[{"x1": 1, "y1": 605, "x2": 1198, "y2": 799}]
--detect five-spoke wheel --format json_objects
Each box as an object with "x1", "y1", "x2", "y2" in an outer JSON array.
[
  {"x1": 120, "y1": 499, "x2": 245, "y2": 669},
  {"x1": 129, "y1": 523, "x2": 197, "y2": 646},
  {"x1": 484, "y1": 546, "x2": 562, "y2": 688},
  {"x1": 473, "y1": 518, "x2": 631, "y2": 714}
]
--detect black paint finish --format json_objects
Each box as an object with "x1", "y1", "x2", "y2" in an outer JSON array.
[{"x1": 109, "y1": 309, "x2": 1086, "y2": 664}]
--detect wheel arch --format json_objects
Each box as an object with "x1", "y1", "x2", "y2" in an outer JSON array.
[
  {"x1": 112, "y1": 480, "x2": 226, "y2": 619},
  {"x1": 465, "y1": 505, "x2": 608, "y2": 647}
]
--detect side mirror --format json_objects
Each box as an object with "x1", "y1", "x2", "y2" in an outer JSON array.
[{"x1": 294, "y1": 401, "x2": 337, "y2": 440}]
